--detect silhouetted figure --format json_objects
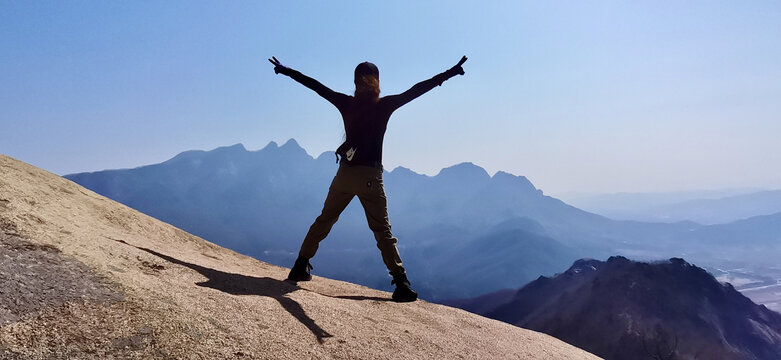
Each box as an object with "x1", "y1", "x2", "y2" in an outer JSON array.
[{"x1": 269, "y1": 55, "x2": 467, "y2": 302}]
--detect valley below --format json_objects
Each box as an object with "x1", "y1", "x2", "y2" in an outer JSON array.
[{"x1": 716, "y1": 267, "x2": 781, "y2": 313}]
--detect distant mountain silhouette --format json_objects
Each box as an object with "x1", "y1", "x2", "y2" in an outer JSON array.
[
  {"x1": 67, "y1": 140, "x2": 336, "y2": 252},
  {"x1": 685, "y1": 213, "x2": 781, "y2": 248},
  {"x1": 448, "y1": 257, "x2": 781, "y2": 360},
  {"x1": 65, "y1": 141, "x2": 593, "y2": 300},
  {"x1": 64, "y1": 141, "x2": 781, "y2": 301},
  {"x1": 563, "y1": 189, "x2": 781, "y2": 224}
]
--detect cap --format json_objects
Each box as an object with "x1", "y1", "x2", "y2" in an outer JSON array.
[{"x1": 354, "y1": 62, "x2": 379, "y2": 80}]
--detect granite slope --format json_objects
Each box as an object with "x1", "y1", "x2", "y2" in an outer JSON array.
[{"x1": 0, "y1": 155, "x2": 599, "y2": 360}]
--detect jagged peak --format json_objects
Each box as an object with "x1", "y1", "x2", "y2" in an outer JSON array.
[
  {"x1": 256, "y1": 139, "x2": 311, "y2": 159},
  {"x1": 260, "y1": 141, "x2": 279, "y2": 151},
  {"x1": 668, "y1": 257, "x2": 691, "y2": 267},
  {"x1": 276, "y1": 138, "x2": 311, "y2": 160},
  {"x1": 606, "y1": 255, "x2": 631, "y2": 264},
  {"x1": 565, "y1": 258, "x2": 602, "y2": 275},
  {"x1": 280, "y1": 138, "x2": 301, "y2": 149},
  {"x1": 572, "y1": 258, "x2": 602, "y2": 267},
  {"x1": 484, "y1": 254, "x2": 781, "y2": 360}
]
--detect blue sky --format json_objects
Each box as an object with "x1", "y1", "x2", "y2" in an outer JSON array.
[{"x1": 2, "y1": 1, "x2": 780, "y2": 194}]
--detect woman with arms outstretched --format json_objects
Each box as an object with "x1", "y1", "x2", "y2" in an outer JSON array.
[{"x1": 269, "y1": 56, "x2": 467, "y2": 302}]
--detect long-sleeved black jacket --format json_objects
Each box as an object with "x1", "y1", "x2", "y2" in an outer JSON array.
[{"x1": 279, "y1": 66, "x2": 459, "y2": 167}]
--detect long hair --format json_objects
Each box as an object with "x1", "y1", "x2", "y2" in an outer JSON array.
[{"x1": 354, "y1": 74, "x2": 380, "y2": 102}]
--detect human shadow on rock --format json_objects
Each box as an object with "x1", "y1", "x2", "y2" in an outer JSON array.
[{"x1": 118, "y1": 240, "x2": 333, "y2": 343}]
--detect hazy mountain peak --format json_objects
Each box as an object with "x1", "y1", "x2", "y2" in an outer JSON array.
[
  {"x1": 436, "y1": 162, "x2": 490, "y2": 180},
  {"x1": 280, "y1": 138, "x2": 301, "y2": 149},
  {"x1": 261, "y1": 141, "x2": 279, "y2": 151},
  {"x1": 492, "y1": 171, "x2": 538, "y2": 194},
  {"x1": 218, "y1": 143, "x2": 247, "y2": 152},
  {"x1": 278, "y1": 138, "x2": 310, "y2": 158},
  {"x1": 389, "y1": 166, "x2": 425, "y2": 177},
  {"x1": 165, "y1": 144, "x2": 247, "y2": 165},
  {"x1": 165, "y1": 149, "x2": 206, "y2": 164}
]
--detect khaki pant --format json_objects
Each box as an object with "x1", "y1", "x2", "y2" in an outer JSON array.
[{"x1": 298, "y1": 163, "x2": 405, "y2": 275}]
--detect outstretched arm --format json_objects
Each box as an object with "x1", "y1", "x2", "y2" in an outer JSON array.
[
  {"x1": 268, "y1": 56, "x2": 347, "y2": 108},
  {"x1": 386, "y1": 56, "x2": 467, "y2": 110}
]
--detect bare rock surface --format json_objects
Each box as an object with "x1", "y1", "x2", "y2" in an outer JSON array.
[
  {"x1": 0, "y1": 229, "x2": 123, "y2": 326},
  {"x1": 0, "y1": 154, "x2": 600, "y2": 359}
]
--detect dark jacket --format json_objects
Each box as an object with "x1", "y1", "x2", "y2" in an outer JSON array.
[{"x1": 278, "y1": 66, "x2": 459, "y2": 167}]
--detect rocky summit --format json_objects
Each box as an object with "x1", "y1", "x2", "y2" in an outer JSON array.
[{"x1": 453, "y1": 256, "x2": 781, "y2": 360}]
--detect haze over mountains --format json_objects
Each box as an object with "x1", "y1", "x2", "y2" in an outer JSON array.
[
  {"x1": 562, "y1": 190, "x2": 781, "y2": 225},
  {"x1": 65, "y1": 141, "x2": 781, "y2": 304},
  {"x1": 65, "y1": 140, "x2": 588, "y2": 300},
  {"x1": 448, "y1": 256, "x2": 781, "y2": 360}
]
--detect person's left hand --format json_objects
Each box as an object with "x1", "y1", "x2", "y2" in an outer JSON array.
[{"x1": 268, "y1": 56, "x2": 288, "y2": 74}]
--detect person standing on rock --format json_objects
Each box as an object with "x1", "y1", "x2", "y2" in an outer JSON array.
[{"x1": 268, "y1": 55, "x2": 467, "y2": 302}]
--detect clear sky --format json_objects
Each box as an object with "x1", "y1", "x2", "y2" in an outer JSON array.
[{"x1": 2, "y1": 1, "x2": 780, "y2": 194}]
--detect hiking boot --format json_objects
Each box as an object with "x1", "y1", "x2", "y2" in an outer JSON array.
[
  {"x1": 391, "y1": 272, "x2": 418, "y2": 302},
  {"x1": 287, "y1": 257, "x2": 313, "y2": 282}
]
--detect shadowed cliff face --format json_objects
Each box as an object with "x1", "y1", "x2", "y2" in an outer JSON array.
[
  {"x1": 453, "y1": 256, "x2": 781, "y2": 360},
  {"x1": 0, "y1": 154, "x2": 600, "y2": 359}
]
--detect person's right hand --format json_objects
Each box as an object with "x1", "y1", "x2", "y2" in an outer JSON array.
[
  {"x1": 268, "y1": 56, "x2": 288, "y2": 74},
  {"x1": 449, "y1": 56, "x2": 468, "y2": 76}
]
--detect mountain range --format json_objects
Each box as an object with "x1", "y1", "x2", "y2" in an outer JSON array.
[
  {"x1": 448, "y1": 256, "x2": 781, "y2": 360},
  {"x1": 64, "y1": 141, "x2": 781, "y2": 302},
  {"x1": 562, "y1": 190, "x2": 781, "y2": 225},
  {"x1": 0, "y1": 154, "x2": 599, "y2": 359}
]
